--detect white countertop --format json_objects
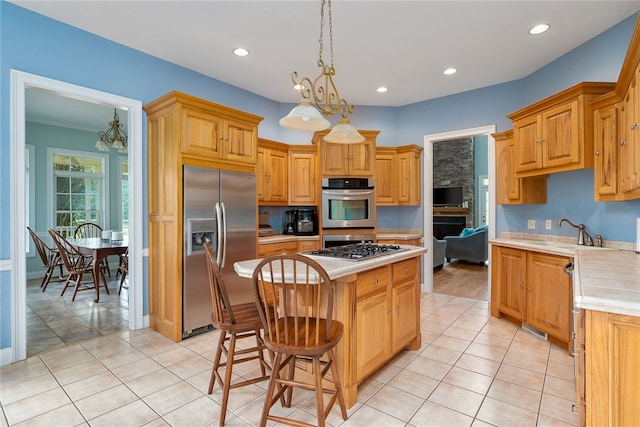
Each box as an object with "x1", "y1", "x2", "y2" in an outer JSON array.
[
  {"x1": 234, "y1": 244, "x2": 428, "y2": 281},
  {"x1": 574, "y1": 250, "x2": 640, "y2": 317},
  {"x1": 491, "y1": 237, "x2": 640, "y2": 317}
]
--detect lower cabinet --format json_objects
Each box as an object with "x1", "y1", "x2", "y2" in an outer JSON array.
[
  {"x1": 257, "y1": 240, "x2": 298, "y2": 257},
  {"x1": 297, "y1": 240, "x2": 320, "y2": 253},
  {"x1": 580, "y1": 309, "x2": 640, "y2": 427},
  {"x1": 356, "y1": 258, "x2": 419, "y2": 382},
  {"x1": 376, "y1": 237, "x2": 422, "y2": 246},
  {"x1": 491, "y1": 245, "x2": 572, "y2": 350}
]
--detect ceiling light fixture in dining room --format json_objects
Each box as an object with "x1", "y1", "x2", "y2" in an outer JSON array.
[
  {"x1": 279, "y1": 0, "x2": 364, "y2": 143},
  {"x1": 95, "y1": 108, "x2": 128, "y2": 153}
]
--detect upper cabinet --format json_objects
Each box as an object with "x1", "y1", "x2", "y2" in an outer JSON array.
[
  {"x1": 172, "y1": 93, "x2": 262, "y2": 167},
  {"x1": 313, "y1": 130, "x2": 379, "y2": 177},
  {"x1": 493, "y1": 130, "x2": 547, "y2": 205},
  {"x1": 592, "y1": 16, "x2": 640, "y2": 201},
  {"x1": 288, "y1": 145, "x2": 318, "y2": 206},
  {"x1": 507, "y1": 82, "x2": 615, "y2": 178},
  {"x1": 257, "y1": 138, "x2": 288, "y2": 205},
  {"x1": 374, "y1": 145, "x2": 422, "y2": 206}
]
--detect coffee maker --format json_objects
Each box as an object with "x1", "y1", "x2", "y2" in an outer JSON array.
[
  {"x1": 284, "y1": 210, "x2": 296, "y2": 235},
  {"x1": 295, "y1": 209, "x2": 318, "y2": 236}
]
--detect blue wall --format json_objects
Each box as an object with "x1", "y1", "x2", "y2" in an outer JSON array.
[{"x1": 1, "y1": 2, "x2": 639, "y2": 350}]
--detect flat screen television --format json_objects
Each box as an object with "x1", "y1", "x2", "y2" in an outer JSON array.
[{"x1": 433, "y1": 186, "x2": 463, "y2": 207}]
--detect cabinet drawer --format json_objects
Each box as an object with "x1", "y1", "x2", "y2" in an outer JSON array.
[
  {"x1": 258, "y1": 240, "x2": 298, "y2": 257},
  {"x1": 357, "y1": 266, "x2": 389, "y2": 298},
  {"x1": 392, "y1": 258, "x2": 417, "y2": 283}
]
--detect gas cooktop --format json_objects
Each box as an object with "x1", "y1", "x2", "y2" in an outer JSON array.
[{"x1": 305, "y1": 243, "x2": 409, "y2": 261}]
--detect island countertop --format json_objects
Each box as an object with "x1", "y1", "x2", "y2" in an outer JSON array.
[{"x1": 234, "y1": 244, "x2": 428, "y2": 280}]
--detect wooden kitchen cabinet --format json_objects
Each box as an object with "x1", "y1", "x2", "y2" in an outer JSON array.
[
  {"x1": 493, "y1": 129, "x2": 547, "y2": 205},
  {"x1": 257, "y1": 240, "x2": 298, "y2": 257},
  {"x1": 376, "y1": 237, "x2": 422, "y2": 246},
  {"x1": 491, "y1": 245, "x2": 572, "y2": 350},
  {"x1": 313, "y1": 130, "x2": 379, "y2": 177},
  {"x1": 257, "y1": 138, "x2": 288, "y2": 205},
  {"x1": 619, "y1": 68, "x2": 640, "y2": 198},
  {"x1": 296, "y1": 239, "x2": 320, "y2": 253},
  {"x1": 592, "y1": 95, "x2": 619, "y2": 200},
  {"x1": 374, "y1": 145, "x2": 423, "y2": 206},
  {"x1": 180, "y1": 100, "x2": 260, "y2": 166},
  {"x1": 375, "y1": 147, "x2": 396, "y2": 205},
  {"x1": 507, "y1": 82, "x2": 615, "y2": 178},
  {"x1": 144, "y1": 91, "x2": 262, "y2": 342},
  {"x1": 355, "y1": 258, "x2": 420, "y2": 382},
  {"x1": 288, "y1": 145, "x2": 318, "y2": 205},
  {"x1": 397, "y1": 145, "x2": 422, "y2": 206},
  {"x1": 583, "y1": 310, "x2": 640, "y2": 427}
]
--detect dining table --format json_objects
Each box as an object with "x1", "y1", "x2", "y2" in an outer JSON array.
[{"x1": 68, "y1": 237, "x2": 128, "y2": 302}]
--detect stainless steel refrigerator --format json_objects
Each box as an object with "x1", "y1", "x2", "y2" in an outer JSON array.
[{"x1": 182, "y1": 165, "x2": 257, "y2": 338}]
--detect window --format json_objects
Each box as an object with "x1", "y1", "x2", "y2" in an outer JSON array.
[
  {"x1": 119, "y1": 156, "x2": 129, "y2": 236},
  {"x1": 26, "y1": 144, "x2": 35, "y2": 257},
  {"x1": 48, "y1": 148, "x2": 109, "y2": 237}
]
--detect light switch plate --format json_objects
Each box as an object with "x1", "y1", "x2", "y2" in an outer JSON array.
[
  {"x1": 545, "y1": 219, "x2": 552, "y2": 230},
  {"x1": 527, "y1": 219, "x2": 535, "y2": 229}
]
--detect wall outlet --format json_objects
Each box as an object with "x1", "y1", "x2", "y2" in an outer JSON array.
[
  {"x1": 527, "y1": 219, "x2": 535, "y2": 229},
  {"x1": 545, "y1": 219, "x2": 552, "y2": 230}
]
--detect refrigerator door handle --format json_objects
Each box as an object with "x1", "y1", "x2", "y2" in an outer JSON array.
[
  {"x1": 221, "y1": 201, "x2": 228, "y2": 268},
  {"x1": 215, "y1": 202, "x2": 223, "y2": 267}
]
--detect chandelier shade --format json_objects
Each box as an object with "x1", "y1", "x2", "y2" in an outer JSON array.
[
  {"x1": 324, "y1": 117, "x2": 366, "y2": 143},
  {"x1": 279, "y1": 100, "x2": 330, "y2": 131},
  {"x1": 279, "y1": 0, "x2": 363, "y2": 143},
  {"x1": 95, "y1": 108, "x2": 128, "y2": 153}
]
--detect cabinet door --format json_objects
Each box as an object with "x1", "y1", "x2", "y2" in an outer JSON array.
[
  {"x1": 620, "y1": 69, "x2": 640, "y2": 195},
  {"x1": 594, "y1": 104, "x2": 618, "y2": 198},
  {"x1": 515, "y1": 115, "x2": 542, "y2": 172},
  {"x1": 375, "y1": 150, "x2": 396, "y2": 205},
  {"x1": 256, "y1": 148, "x2": 266, "y2": 201},
  {"x1": 181, "y1": 106, "x2": 224, "y2": 158},
  {"x1": 297, "y1": 240, "x2": 319, "y2": 253},
  {"x1": 349, "y1": 140, "x2": 375, "y2": 177},
  {"x1": 267, "y1": 149, "x2": 288, "y2": 203},
  {"x1": 289, "y1": 150, "x2": 317, "y2": 205},
  {"x1": 495, "y1": 132, "x2": 511, "y2": 204},
  {"x1": 224, "y1": 117, "x2": 257, "y2": 165},
  {"x1": 391, "y1": 279, "x2": 417, "y2": 353},
  {"x1": 526, "y1": 252, "x2": 572, "y2": 342},
  {"x1": 257, "y1": 241, "x2": 298, "y2": 257},
  {"x1": 356, "y1": 290, "x2": 390, "y2": 381},
  {"x1": 397, "y1": 150, "x2": 420, "y2": 205},
  {"x1": 494, "y1": 246, "x2": 526, "y2": 320},
  {"x1": 542, "y1": 100, "x2": 580, "y2": 169},
  {"x1": 321, "y1": 141, "x2": 350, "y2": 176}
]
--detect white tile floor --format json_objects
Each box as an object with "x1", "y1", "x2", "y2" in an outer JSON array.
[{"x1": 0, "y1": 292, "x2": 578, "y2": 426}]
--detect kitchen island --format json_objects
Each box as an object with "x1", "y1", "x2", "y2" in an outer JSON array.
[{"x1": 234, "y1": 244, "x2": 427, "y2": 407}]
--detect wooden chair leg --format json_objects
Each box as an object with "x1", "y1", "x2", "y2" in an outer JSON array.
[
  {"x1": 260, "y1": 352, "x2": 283, "y2": 427},
  {"x1": 219, "y1": 332, "x2": 238, "y2": 426},
  {"x1": 60, "y1": 274, "x2": 74, "y2": 297},
  {"x1": 71, "y1": 274, "x2": 82, "y2": 302},
  {"x1": 209, "y1": 331, "x2": 226, "y2": 394},
  {"x1": 41, "y1": 266, "x2": 54, "y2": 290},
  {"x1": 328, "y1": 349, "x2": 348, "y2": 420},
  {"x1": 313, "y1": 357, "x2": 326, "y2": 427}
]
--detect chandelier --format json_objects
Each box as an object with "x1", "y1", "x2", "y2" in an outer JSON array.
[
  {"x1": 279, "y1": 0, "x2": 364, "y2": 143},
  {"x1": 95, "y1": 108, "x2": 127, "y2": 153}
]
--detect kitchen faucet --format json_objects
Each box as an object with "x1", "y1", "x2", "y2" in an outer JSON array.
[{"x1": 558, "y1": 218, "x2": 594, "y2": 246}]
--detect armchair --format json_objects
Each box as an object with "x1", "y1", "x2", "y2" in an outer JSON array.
[
  {"x1": 444, "y1": 225, "x2": 488, "y2": 264},
  {"x1": 432, "y1": 236, "x2": 447, "y2": 270}
]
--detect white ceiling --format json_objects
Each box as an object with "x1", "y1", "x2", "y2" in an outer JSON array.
[{"x1": 13, "y1": 0, "x2": 640, "y2": 130}]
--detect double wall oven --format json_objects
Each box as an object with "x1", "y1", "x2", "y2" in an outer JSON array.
[{"x1": 321, "y1": 177, "x2": 375, "y2": 247}]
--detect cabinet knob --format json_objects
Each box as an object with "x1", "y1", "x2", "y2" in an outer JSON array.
[
  {"x1": 595, "y1": 151, "x2": 600, "y2": 156},
  {"x1": 396, "y1": 305, "x2": 400, "y2": 311},
  {"x1": 620, "y1": 140, "x2": 627, "y2": 146},
  {"x1": 527, "y1": 287, "x2": 533, "y2": 292},
  {"x1": 386, "y1": 309, "x2": 392, "y2": 315},
  {"x1": 404, "y1": 268, "x2": 410, "y2": 273},
  {"x1": 519, "y1": 284, "x2": 524, "y2": 289},
  {"x1": 373, "y1": 279, "x2": 379, "y2": 284},
  {"x1": 631, "y1": 123, "x2": 639, "y2": 130}
]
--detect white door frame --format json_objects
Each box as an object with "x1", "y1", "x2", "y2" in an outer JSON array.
[
  {"x1": 423, "y1": 125, "x2": 496, "y2": 293},
  {"x1": 8, "y1": 70, "x2": 144, "y2": 363}
]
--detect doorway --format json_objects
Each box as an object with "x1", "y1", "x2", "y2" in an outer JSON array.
[
  {"x1": 9, "y1": 70, "x2": 144, "y2": 363},
  {"x1": 423, "y1": 126, "x2": 496, "y2": 294}
]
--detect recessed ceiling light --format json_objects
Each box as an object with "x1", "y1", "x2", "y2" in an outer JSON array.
[
  {"x1": 529, "y1": 24, "x2": 550, "y2": 35},
  {"x1": 233, "y1": 47, "x2": 249, "y2": 57},
  {"x1": 443, "y1": 68, "x2": 457, "y2": 75},
  {"x1": 376, "y1": 86, "x2": 388, "y2": 93}
]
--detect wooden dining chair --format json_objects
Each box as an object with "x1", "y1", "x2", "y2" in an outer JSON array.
[
  {"x1": 117, "y1": 248, "x2": 129, "y2": 295},
  {"x1": 251, "y1": 254, "x2": 348, "y2": 427},
  {"x1": 27, "y1": 226, "x2": 65, "y2": 292},
  {"x1": 48, "y1": 228, "x2": 109, "y2": 301},
  {"x1": 73, "y1": 222, "x2": 111, "y2": 276},
  {"x1": 204, "y1": 243, "x2": 271, "y2": 426}
]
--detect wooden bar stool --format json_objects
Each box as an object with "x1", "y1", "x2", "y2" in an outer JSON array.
[
  {"x1": 251, "y1": 254, "x2": 348, "y2": 427},
  {"x1": 204, "y1": 243, "x2": 271, "y2": 426}
]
